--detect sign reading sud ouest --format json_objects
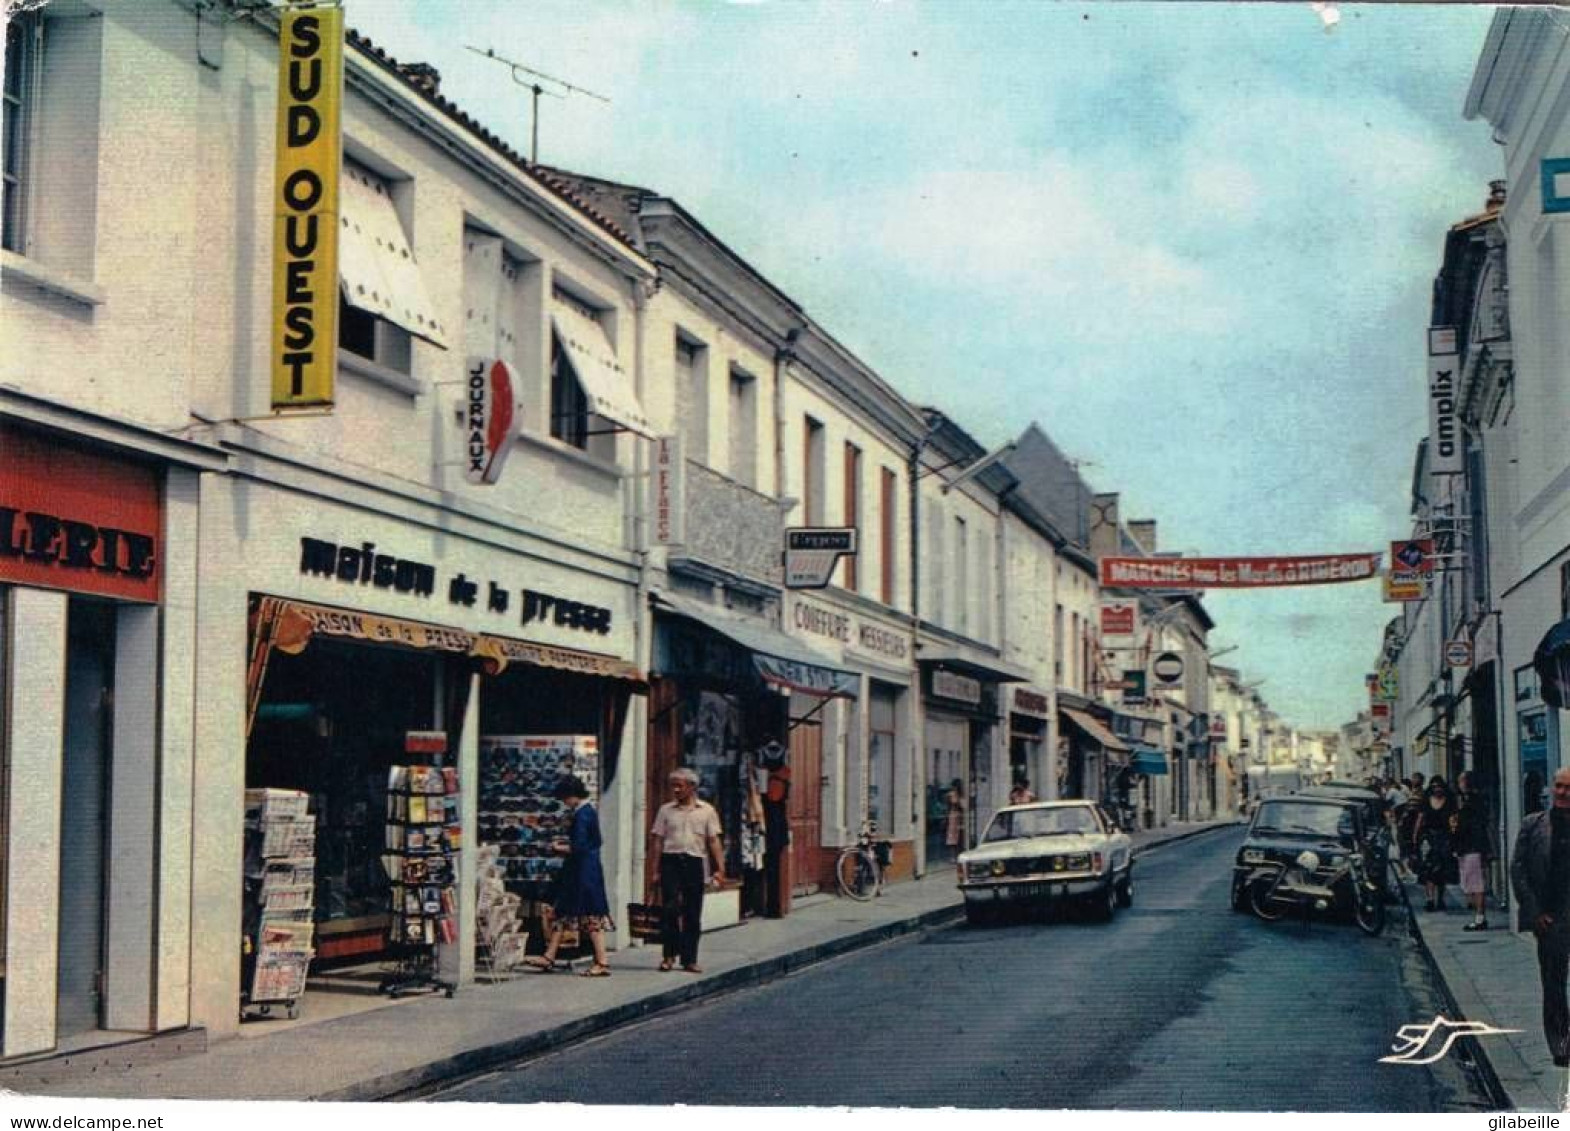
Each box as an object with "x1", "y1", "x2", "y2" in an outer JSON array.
[{"x1": 271, "y1": 5, "x2": 344, "y2": 411}]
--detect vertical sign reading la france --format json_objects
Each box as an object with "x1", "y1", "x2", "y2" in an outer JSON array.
[{"x1": 271, "y1": 5, "x2": 344, "y2": 411}]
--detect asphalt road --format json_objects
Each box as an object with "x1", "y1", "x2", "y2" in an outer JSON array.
[{"x1": 432, "y1": 828, "x2": 1497, "y2": 1111}]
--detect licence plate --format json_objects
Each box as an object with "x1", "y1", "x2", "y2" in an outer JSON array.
[{"x1": 999, "y1": 883, "x2": 1052, "y2": 899}]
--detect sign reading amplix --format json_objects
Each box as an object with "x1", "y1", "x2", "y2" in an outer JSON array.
[{"x1": 784, "y1": 528, "x2": 858, "y2": 590}]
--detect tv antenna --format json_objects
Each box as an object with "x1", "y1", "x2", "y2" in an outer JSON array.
[{"x1": 465, "y1": 45, "x2": 610, "y2": 166}]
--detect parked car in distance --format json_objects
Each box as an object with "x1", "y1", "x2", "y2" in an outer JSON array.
[
  {"x1": 957, "y1": 800, "x2": 1133, "y2": 925},
  {"x1": 1231, "y1": 795, "x2": 1370, "y2": 912}
]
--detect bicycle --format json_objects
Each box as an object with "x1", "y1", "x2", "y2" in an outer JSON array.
[{"x1": 835, "y1": 821, "x2": 888, "y2": 901}]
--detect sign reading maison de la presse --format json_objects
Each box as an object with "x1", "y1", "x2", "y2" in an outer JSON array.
[
  {"x1": 271, "y1": 6, "x2": 344, "y2": 411},
  {"x1": 297, "y1": 535, "x2": 613, "y2": 635}
]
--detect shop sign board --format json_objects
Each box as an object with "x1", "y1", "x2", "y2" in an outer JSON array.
[
  {"x1": 932, "y1": 670, "x2": 982, "y2": 706},
  {"x1": 784, "y1": 527, "x2": 857, "y2": 590},
  {"x1": 464, "y1": 358, "x2": 521, "y2": 485},
  {"x1": 1428, "y1": 326, "x2": 1462, "y2": 478},
  {"x1": 0, "y1": 427, "x2": 162, "y2": 603},
  {"x1": 1384, "y1": 538, "x2": 1433, "y2": 603},
  {"x1": 1373, "y1": 663, "x2": 1399, "y2": 701},
  {"x1": 1100, "y1": 553, "x2": 1380, "y2": 589},
  {"x1": 1100, "y1": 599, "x2": 1139, "y2": 641},
  {"x1": 1013, "y1": 688, "x2": 1050, "y2": 718},
  {"x1": 270, "y1": 5, "x2": 344, "y2": 412},
  {"x1": 653, "y1": 435, "x2": 686, "y2": 545},
  {"x1": 1444, "y1": 638, "x2": 1473, "y2": 668},
  {"x1": 790, "y1": 597, "x2": 910, "y2": 663}
]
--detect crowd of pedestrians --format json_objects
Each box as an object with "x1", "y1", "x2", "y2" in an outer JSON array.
[{"x1": 1374, "y1": 771, "x2": 1494, "y2": 928}]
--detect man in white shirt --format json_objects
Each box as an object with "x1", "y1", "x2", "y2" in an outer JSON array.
[{"x1": 650, "y1": 768, "x2": 726, "y2": 973}]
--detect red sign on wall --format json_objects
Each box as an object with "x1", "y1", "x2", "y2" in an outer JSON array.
[{"x1": 0, "y1": 427, "x2": 162, "y2": 603}]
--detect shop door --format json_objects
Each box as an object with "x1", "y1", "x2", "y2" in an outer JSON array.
[
  {"x1": 58, "y1": 600, "x2": 114, "y2": 1039},
  {"x1": 644, "y1": 677, "x2": 682, "y2": 902},
  {"x1": 788, "y1": 719, "x2": 822, "y2": 896},
  {"x1": 926, "y1": 717, "x2": 968, "y2": 862}
]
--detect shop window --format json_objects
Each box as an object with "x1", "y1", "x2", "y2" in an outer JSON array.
[
  {"x1": 868, "y1": 686, "x2": 898, "y2": 833},
  {"x1": 2, "y1": 13, "x2": 38, "y2": 254},
  {"x1": 842, "y1": 442, "x2": 861, "y2": 592}
]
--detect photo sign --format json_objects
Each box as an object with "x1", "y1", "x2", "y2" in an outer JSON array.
[
  {"x1": 270, "y1": 5, "x2": 344, "y2": 411},
  {"x1": 1384, "y1": 538, "x2": 1433, "y2": 603}
]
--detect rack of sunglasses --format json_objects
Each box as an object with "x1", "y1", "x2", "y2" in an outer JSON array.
[
  {"x1": 240, "y1": 788, "x2": 316, "y2": 1021},
  {"x1": 477, "y1": 736, "x2": 599, "y2": 906},
  {"x1": 379, "y1": 762, "x2": 459, "y2": 998}
]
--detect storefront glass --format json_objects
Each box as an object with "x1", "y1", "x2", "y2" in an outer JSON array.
[
  {"x1": 868, "y1": 685, "x2": 897, "y2": 832},
  {"x1": 247, "y1": 636, "x2": 448, "y2": 958},
  {"x1": 926, "y1": 717, "x2": 967, "y2": 863}
]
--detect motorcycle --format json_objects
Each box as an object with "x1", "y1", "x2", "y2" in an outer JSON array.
[{"x1": 1245, "y1": 848, "x2": 1386, "y2": 936}]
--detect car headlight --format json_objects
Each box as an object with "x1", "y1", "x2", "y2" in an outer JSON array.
[
  {"x1": 1063, "y1": 853, "x2": 1092, "y2": 871},
  {"x1": 1296, "y1": 850, "x2": 1321, "y2": 871},
  {"x1": 964, "y1": 862, "x2": 992, "y2": 881},
  {"x1": 1241, "y1": 849, "x2": 1266, "y2": 864}
]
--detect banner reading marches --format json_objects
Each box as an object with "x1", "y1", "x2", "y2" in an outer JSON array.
[{"x1": 1099, "y1": 553, "x2": 1382, "y2": 590}]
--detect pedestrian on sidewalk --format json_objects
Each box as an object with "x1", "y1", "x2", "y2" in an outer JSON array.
[
  {"x1": 1009, "y1": 776, "x2": 1036, "y2": 806},
  {"x1": 1510, "y1": 766, "x2": 1570, "y2": 1067},
  {"x1": 650, "y1": 768, "x2": 726, "y2": 974},
  {"x1": 1453, "y1": 771, "x2": 1494, "y2": 931},
  {"x1": 526, "y1": 775, "x2": 614, "y2": 977},
  {"x1": 1413, "y1": 782, "x2": 1457, "y2": 911},
  {"x1": 944, "y1": 779, "x2": 967, "y2": 859}
]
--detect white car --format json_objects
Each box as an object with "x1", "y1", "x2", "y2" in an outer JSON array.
[{"x1": 956, "y1": 800, "x2": 1134, "y2": 925}]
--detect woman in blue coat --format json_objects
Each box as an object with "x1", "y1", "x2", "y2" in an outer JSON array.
[{"x1": 526, "y1": 774, "x2": 614, "y2": 976}]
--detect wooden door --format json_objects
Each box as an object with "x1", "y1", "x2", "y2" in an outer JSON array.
[
  {"x1": 644, "y1": 676, "x2": 682, "y2": 901},
  {"x1": 788, "y1": 718, "x2": 823, "y2": 895}
]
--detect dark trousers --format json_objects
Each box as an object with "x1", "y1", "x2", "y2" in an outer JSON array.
[
  {"x1": 659, "y1": 853, "x2": 706, "y2": 966},
  {"x1": 1538, "y1": 928, "x2": 1570, "y2": 1060}
]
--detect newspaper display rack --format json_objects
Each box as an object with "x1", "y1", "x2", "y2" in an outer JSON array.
[
  {"x1": 380, "y1": 732, "x2": 459, "y2": 999},
  {"x1": 475, "y1": 843, "x2": 527, "y2": 980},
  {"x1": 241, "y1": 788, "x2": 317, "y2": 1021}
]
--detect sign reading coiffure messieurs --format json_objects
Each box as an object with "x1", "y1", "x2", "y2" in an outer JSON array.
[
  {"x1": 791, "y1": 598, "x2": 909, "y2": 663},
  {"x1": 0, "y1": 429, "x2": 161, "y2": 603}
]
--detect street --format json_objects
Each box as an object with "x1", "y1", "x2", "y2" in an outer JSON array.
[{"x1": 432, "y1": 829, "x2": 1496, "y2": 1111}]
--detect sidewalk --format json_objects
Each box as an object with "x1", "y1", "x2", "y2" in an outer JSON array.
[
  {"x1": 13, "y1": 818, "x2": 1237, "y2": 1102},
  {"x1": 1401, "y1": 875, "x2": 1568, "y2": 1112}
]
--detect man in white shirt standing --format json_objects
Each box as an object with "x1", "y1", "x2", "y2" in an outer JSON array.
[{"x1": 650, "y1": 768, "x2": 726, "y2": 973}]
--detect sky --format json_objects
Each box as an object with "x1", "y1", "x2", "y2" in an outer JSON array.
[{"x1": 345, "y1": 0, "x2": 1506, "y2": 733}]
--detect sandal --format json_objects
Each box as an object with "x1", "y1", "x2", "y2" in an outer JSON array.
[
  {"x1": 682, "y1": 964, "x2": 704, "y2": 974},
  {"x1": 581, "y1": 963, "x2": 611, "y2": 978},
  {"x1": 523, "y1": 956, "x2": 558, "y2": 972},
  {"x1": 658, "y1": 959, "x2": 675, "y2": 972}
]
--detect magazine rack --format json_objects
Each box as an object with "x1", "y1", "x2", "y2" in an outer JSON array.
[
  {"x1": 240, "y1": 788, "x2": 316, "y2": 1021},
  {"x1": 380, "y1": 734, "x2": 459, "y2": 999}
]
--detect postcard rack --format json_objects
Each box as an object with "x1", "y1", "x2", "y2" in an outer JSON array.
[{"x1": 380, "y1": 734, "x2": 459, "y2": 999}]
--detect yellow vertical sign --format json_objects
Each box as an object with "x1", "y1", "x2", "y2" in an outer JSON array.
[{"x1": 271, "y1": 5, "x2": 343, "y2": 411}]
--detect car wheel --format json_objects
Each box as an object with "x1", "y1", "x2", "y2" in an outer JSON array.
[
  {"x1": 1116, "y1": 869, "x2": 1134, "y2": 908},
  {"x1": 1090, "y1": 880, "x2": 1116, "y2": 922}
]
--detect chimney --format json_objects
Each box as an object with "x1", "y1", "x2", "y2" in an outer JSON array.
[
  {"x1": 1089, "y1": 492, "x2": 1119, "y2": 561},
  {"x1": 399, "y1": 62, "x2": 441, "y2": 97},
  {"x1": 1129, "y1": 520, "x2": 1158, "y2": 555},
  {"x1": 1487, "y1": 179, "x2": 1507, "y2": 211}
]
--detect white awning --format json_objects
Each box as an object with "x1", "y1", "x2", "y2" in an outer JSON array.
[
  {"x1": 550, "y1": 299, "x2": 652, "y2": 437},
  {"x1": 338, "y1": 164, "x2": 449, "y2": 349}
]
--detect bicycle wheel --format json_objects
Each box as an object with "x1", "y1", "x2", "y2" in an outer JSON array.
[{"x1": 837, "y1": 848, "x2": 878, "y2": 901}]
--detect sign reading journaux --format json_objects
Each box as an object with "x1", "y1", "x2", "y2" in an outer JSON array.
[{"x1": 271, "y1": 5, "x2": 344, "y2": 411}]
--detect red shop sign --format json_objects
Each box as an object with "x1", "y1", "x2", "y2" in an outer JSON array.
[{"x1": 0, "y1": 427, "x2": 162, "y2": 603}]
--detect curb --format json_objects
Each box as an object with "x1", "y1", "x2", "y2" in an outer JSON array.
[
  {"x1": 334, "y1": 900, "x2": 965, "y2": 1102},
  {"x1": 1396, "y1": 877, "x2": 1514, "y2": 1111},
  {"x1": 1131, "y1": 821, "x2": 1242, "y2": 859}
]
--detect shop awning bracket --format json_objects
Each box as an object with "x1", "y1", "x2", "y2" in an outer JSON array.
[{"x1": 789, "y1": 695, "x2": 831, "y2": 732}]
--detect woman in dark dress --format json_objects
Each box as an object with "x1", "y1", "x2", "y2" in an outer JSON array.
[
  {"x1": 1412, "y1": 782, "x2": 1458, "y2": 912},
  {"x1": 525, "y1": 775, "x2": 614, "y2": 976}
]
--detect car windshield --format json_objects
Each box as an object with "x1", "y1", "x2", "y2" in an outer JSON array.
[
  {"x1": 1252, "y1": 802, "x2": 1354, "y2": 839},
  {"x1": 984, "y1": 806, "x2": 1099, "y2": 842}
]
